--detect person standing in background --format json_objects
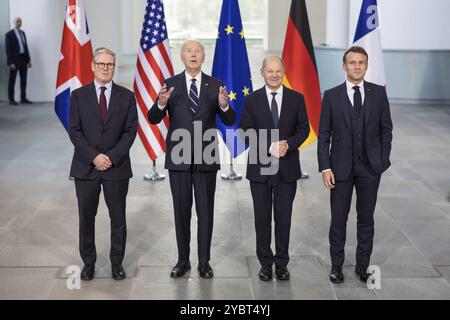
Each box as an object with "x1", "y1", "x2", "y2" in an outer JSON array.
[{"x1": 5, "y1": 17, "x2": 32, "y2": 105}]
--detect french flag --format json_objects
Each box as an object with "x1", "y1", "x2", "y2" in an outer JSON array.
[
  {"x1": 55, "y1": 0, "x2": 93, "y2": 131},
  {"x1": 353, "y1": 0, "x2": 385, "y2": 86}
]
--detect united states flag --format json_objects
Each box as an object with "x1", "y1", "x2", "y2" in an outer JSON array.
[{"x1": 134, "y1": 0, "x2": 174, "y2": 161}]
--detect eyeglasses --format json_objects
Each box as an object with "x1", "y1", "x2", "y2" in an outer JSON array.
[{"x1": 95, "y1": 62, "x2": 115, "y2": 70}]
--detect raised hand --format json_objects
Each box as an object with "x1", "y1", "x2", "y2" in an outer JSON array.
[
  {"x1": 158, "y1": 83, "x2": 174, "y2": 106},
  {"x1": 218, "y1": 86, "x2": 229, "y2": 108}
]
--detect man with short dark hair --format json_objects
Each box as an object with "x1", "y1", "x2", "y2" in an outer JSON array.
[
  {"x1": 69, "y1": 47, "x2": 138, "y2": 281},
  {"x1": 317, "y1": 46, "x2": 393, "y2": 284},
  {"x1": 5, "y1": 17, "x2": 32, "y2": 105}
]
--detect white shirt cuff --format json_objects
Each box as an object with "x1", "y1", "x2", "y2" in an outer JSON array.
[
  {"x1": 322, "y1": 169, "x2": 332, "y2": 173},
  {"x1": 158, "y1": 102, "x2": 166, "y2": 110}
]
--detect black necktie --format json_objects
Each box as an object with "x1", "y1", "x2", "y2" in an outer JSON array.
[
  {"x1": 271, "y1": 92, "x2": 279, "y2": 128},
  {"x1": 189, "y1": 78, "x2": 199, "y2": 113},
  {"x1": 353, "y1": 85, "x2": 362, "y2": 113},
  {"x1": 99, "y1": 87, "x2": 107, "y2": 122}
]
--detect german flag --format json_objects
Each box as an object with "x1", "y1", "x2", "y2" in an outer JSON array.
[{"x1": 282, "y1": 0, "x2": 321, "y2": 148}]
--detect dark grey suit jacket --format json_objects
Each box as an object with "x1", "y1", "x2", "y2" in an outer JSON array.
[
  {"x1": 148, "y1": 72, "x2": 235, "y2": 172},
  {"x1": 69, "y1": 82, "x2": 138, "y2": 180},
  {"x1": 5, "y1": 29, "x2": 30, "y2": 65},
  {"x1": 240, "y1": 85, "x2": 310, "y2": 183},
  {"x1": 317, "y1": 81, "x2": 393, "y2": 180}
]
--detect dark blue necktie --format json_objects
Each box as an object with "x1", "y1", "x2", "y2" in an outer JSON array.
[
  {"x1": 271, "y1": 92, "x2": 279, "y2": 128},
  {"x1": 189, "y1": 78, "x2": 199, "y2": 113},
  {"x1": 353, "y1": 85, "x2": 362, "y2": 113}
]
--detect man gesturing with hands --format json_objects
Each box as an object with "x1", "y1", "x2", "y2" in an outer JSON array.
[{"x1": 148, "y1": 39, "x2": 235, "y2": 279}]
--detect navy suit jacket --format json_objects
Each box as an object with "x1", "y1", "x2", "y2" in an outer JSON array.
[
  {"x1": 5, "y1": 29, "x2": 30, "y2": 65},
  {"x1": 317, "y1": 81, "x2": 393, "y2": 181},
  {"x1": 148, "y1": 72, "x2": 236, "y2": 172},
  {"x1": 69, "y1": 82, "x2": 138, "y2": 180},
  {"x1": 240, "y1": 85, "x2": 310, "y2": 183}
]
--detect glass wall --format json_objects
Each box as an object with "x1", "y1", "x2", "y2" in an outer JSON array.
[{"x1": 164, "y1": 0, "x2": 264, "y2": 40}]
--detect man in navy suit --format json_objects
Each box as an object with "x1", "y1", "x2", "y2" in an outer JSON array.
[
  {"x1": 148, "y1": 40, "x2": 235, "y2": 279},
  {"x1": 69, "y1": 47, "x2": 138, "y2": 281},
  {"x1": 5, "y1": 17, "x2": 32, "y2": 105},
  {"x1": 317, "y1": 46, "x2": 393, "y2": 283},
  {"x1": 240, "y1": 56, "x2": 310, "y2": 281}
]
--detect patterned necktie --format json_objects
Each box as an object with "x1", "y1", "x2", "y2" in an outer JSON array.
[
  {"x1": 99, "y1": 87, "x2": 107, "y2": 122},
  {"x1": 271, "y1": 92, "x2": 279, "y2": 128},
  {"x1": 189, "y1": 78, "x2": 199, "y2": 113},
  {"x1": 353, "y1": 85, "x2": 362, "y2": 113}
]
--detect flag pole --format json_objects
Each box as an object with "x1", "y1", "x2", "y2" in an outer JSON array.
[
  {"x1": 144, "y1": 160, "x2": 165, "y2": 181},
  {"x1": 221, "y1": 154, "x2": 242, "y2": 180}
]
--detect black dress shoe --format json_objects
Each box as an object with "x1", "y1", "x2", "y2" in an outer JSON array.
[
  {"x1": 21, "y1": 98, "x2": 33, "y2": 104},
  {"x1": 9, "y1": 100, "x2": 18, "y2": 106},
  {"x1": 258, "y1": 265, "x2": 273, "y2": 281},
  {"x1": 275, "y1": 265, "x2": 290, "y2": 280},
  {"x1": 355, "y1": 265, "x2": 370, "y2": 282},
  {"x1": 329, "y1": 265, "x2": 344, "y2": 283},
  {"x1": 198, "y1": 262, "x2": 214, "y2": 278},
  {"x1": 80, "y1": 264, "x2": 95, "y2": 281},
  {"x1": 112, "y1": 264, "x2": 126, "y2": 280},
  {"x1": 170, "y1": 262, "x2": 191, "y2": 278}
]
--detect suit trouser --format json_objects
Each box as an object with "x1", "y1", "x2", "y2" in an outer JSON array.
[
  {"x1": 329, "y1": 160, "x2": 381, "y2": 266},
  {"x1": 169, "y1": 170, "x2": 217, "y2": 265},
  {"x1": 250, "y1": 175, "x2": 297, "y2": 267},
  {"x1": 75, "y1": 178, "x2": 129, "y2": 266},
  {"x1": 8, "y1": 55, "x2": 28, "y2": 101}
]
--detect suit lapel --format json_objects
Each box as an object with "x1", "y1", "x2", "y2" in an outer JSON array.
[
  {"x1": 278, "y1": 86, "x2": 288, "y2": 128},
  {"x1": 257, "y1": 87, "x2": 275, "y2": 129},
  {"x1": 105, "y1": 82, "x2": 121, "y2": 124},
  {"x1": 87, "y1": 83, "x2": 102, "y2": 122},
  {"x1": 177, "y1": 72, "x2": 191, "y2": 113},
  {"x1": 194, "y1": 72, "x2": 210, "y2": 119},
  {"x1": 363, "y1": 82, "x2": 373, "y2": 127},
  {"x1": 339, "y1": 82, "x2": 352, "y2": 129}
]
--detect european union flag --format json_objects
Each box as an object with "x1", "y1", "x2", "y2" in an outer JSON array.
[{"x1": 212, "y1": 0, "x2": 253, "y2": 158}]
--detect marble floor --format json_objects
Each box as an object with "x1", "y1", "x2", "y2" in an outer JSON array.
[{"x1": 0, "y1": 100, "x2": 449, "y2": 300}]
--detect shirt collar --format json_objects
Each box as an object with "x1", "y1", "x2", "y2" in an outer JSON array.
[
  {"x1": 94, "y1": 80, "x2": 113, "y2": 92},
  {"x1": 185, "y1": 70, "x2": 202, "y2": 84},
  {"x1": 346, "y1": 79, "x2": 364, "y2": 91},
  {"x1": 265, "y1": 85, "x2": 283, "y2": 97}
]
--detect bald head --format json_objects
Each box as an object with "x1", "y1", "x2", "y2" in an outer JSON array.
[
  {"x1": 181, "y1": 39, "x2": 205, "y2": 54},
  {"x1": 13, "y1": 17, "x2": 22, "y2": 29},
  {"x1": 261, "y1": 55, "x2": 284, "y2": 70}
]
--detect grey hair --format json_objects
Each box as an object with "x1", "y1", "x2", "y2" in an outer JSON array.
[
  {"x1": 180, "y1": 39, "x2": 205, "y2": 54},
  {"x1": 262, "y1": 55, "x2": 285, "y2": 70},
  {"x1": 93, "y1": 47, "x2": 116, "y2": 62}
]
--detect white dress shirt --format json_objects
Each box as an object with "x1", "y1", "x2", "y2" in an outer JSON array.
[
  {"x1": 265, "y1": 85, "x2": 283, "y2": 117},
  {"x1": 346, "y1": 79, "x2": 365, "y2": 107},
  {"x1": 94, "y1": 80, "x2": 112, "y2": 109},
  {"x1": 185, "y1": 70, "x2": 202, "y2": 98},
  {"x1": 266, "y1": 85, "x2": 284, "y2": 157},
  {"x1": 13, "y1": 28, "x2": 25, "y2": 54}
]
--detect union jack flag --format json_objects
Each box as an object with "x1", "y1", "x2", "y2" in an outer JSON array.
[
  {"x1": 55, "y1": 0, "x2": 93, "y2": 130},
  {"x1": 133, "y1": 0, "x2": 174, "y2": 160}
]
